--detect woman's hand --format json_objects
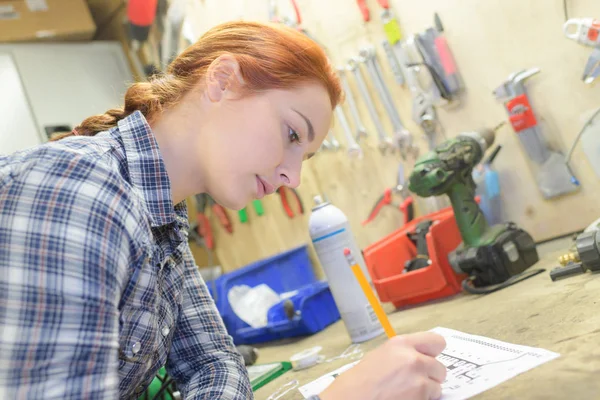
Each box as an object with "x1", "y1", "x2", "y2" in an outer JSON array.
[{"x1": 319, "y1": 332, "x2": 447, "y2": 400}]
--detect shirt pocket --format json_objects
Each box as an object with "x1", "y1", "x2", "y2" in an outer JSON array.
[{"x1": 119, "y1": 306, "x2": 160, "y2": 365}]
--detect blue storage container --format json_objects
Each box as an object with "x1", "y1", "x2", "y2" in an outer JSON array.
[{"x1": 208, "y1": 245, "x2": 341, "y2": 344}]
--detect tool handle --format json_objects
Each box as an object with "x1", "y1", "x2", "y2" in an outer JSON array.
[
  {"x1": 563, "y1": 19, "x2": 584, "y2": 41},
  {"x1": 550, "y1": 262, "x2": 586, "y2": 281},
  {"x1": 434, "y1": 35, "x2": 457, "y2": 76},
  {"x1": 278, "y1": 187, "x2": 294, "y2": 218},
  {"x1": 356, "y1": 0, "x2": 370, "y2": 22},
  {"x1": 127, "y1": 0, "x2": 158, "y2": 42},
  {"x1": 196, "y1": 213, "x2": 213, "y2": 249},
  {"x1": 212, "y1": 205, "x2": 233, "y2": 233},
  {"x1": 362, "y1": 189, "x2": 392, "y2": 225},
  {"x1": 290, "y1": 0, "x2": 302, "y2": 25},
  {"x1": 377, "y1": 0, "x2": 390, "y2": 9},
  {"x1": 238, "y1": 208, "x2": 248, "y2": 223},
  {"x1": 253, "y1": 199, "x2": 265, "y2": 216}
]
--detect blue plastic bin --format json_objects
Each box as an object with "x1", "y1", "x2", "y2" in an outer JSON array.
[{"x1": 208, "y1": 245, "x2": 341, "y2": 344}]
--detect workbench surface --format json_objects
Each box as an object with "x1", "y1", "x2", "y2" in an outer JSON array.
[{"x1": 252, "y1": 245, "x2": 600, "y2": 399}]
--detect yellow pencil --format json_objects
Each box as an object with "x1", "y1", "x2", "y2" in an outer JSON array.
[{"x1": 344, "y1": 248, "x2": 396, "y2": 338}]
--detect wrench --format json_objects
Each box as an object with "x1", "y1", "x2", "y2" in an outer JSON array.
[
  {"x1": 359, "y1": 46, "x2": 414, "y2": 158},
  {"x1": 337, "y1": 67, "x2": 368, "y2": 141},
  {"x1": 335, "y1": 106, "x2": 362, "y2": 158},
  {"x1": 381, "y1": 39, "x2": 405, "y2": 85},
  {"x1": 389, "y1": 37, "x2": 441, "y2": 150},
  {"x1": 347, "y1": 58, "x2": 394, "y2": 154}
]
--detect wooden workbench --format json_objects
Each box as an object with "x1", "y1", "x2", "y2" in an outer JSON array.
[{"x1": 252, "y1": 246, "x2": 600, "y2": 399}]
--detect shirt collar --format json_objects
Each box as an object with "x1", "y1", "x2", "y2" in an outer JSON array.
[{"x1": 115, "y1": 111, "x2": 187, "y2": 228}]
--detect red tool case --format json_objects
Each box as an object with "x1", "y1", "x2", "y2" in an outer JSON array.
[{"x1": 362, "y1": 206, "x2": 466, "y2": 308}]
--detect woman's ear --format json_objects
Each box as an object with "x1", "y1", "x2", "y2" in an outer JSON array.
[{"x1": 205, "y1": 54, "x2": 245, "y2": 102}]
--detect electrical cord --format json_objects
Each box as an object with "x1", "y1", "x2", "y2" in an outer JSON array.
[
  {"x1": 563, "y1": 0, "x2": 569, "y2": 22},
  {"x1": 461, "y1": 268, "x2": 546, "y2": 295},
  {"x1": 565, "y1": 106, "x2": 600, "y2": 181}
]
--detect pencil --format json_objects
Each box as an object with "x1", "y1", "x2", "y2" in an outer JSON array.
[{"x1": 343, "y1": 248, "x2": 396, "y2": 338}]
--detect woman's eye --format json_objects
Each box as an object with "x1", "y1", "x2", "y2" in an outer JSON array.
[{"x1": 288, "y1": 127, "x2": 301, "y2": 143}]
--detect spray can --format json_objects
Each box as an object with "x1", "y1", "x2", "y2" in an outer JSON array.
[{"x1": 308, "y1": 195, "x2": 384, "y2": 343}]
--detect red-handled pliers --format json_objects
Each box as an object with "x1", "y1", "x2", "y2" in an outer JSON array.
[
  {"x1": 362, "y1": 188, "x2": 414, "y2": 226},
  {"x1": 277, "y1": 187, "x2": 304, "y2": 218},
  {"x1": 356, "y1": 0, "x2": 390, "y2": 22}
]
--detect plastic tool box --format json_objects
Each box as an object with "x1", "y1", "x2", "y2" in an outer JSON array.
[
  {"x1": 362, "y1": 206, "x2": 467, "y2": 308},
  {"x1": 207, "y1": 245, "x2": 340, "y2": 344}
]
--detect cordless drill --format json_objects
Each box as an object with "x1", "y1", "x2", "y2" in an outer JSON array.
[{"x1": 408, "y1": 126, "x2": 540, "y2": 291}]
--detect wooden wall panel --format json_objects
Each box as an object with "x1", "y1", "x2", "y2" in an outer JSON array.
[{"x1": 180, "y1": 0, "x2": 600, "y2": 273}]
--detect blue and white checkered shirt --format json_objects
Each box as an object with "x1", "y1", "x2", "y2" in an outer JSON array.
[{"x1": 0, "y1": 111, "x2": 253, "y2": 399}]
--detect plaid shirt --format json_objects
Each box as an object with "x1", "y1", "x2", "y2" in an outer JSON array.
[{"x1": 0, "y1": 111, "x2": 252, "y2": 399}]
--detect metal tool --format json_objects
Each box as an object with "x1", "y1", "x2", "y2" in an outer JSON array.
[
  {"x1": 381, "y1": 39, "x2": 405, "y2": 85},
  {"x1": 326, "y1": 131, "x2": 340, "y2": 150},
  {"x1": 494, "y1": 67, "x2": 579, "y2": 199},
  {"x1": 408, "y1": 125, "x2": 543, "y2": 293},
  {"x1": 359, "y1": 46, "x2": 413, "y2": 157},
  {"x1": 550, "y1": 229, "x2": 600, "y2": 281},
  {"x1": 337, "y1": 67, "x2": 368, "y2": 141},
  {"x1": 582, "y1": 47, "x2": 600, "y2": 84},
  {"x1": 335, "y1": 105, "x2": 363, "y2": 158},
  {"x1": 347, "y1": 58, "x2": 394, "y2": 154},
  {"x1": 563, "y1": 18, "x2": 600, "y2": 84},
  {"x1": 362, "y1": 163, "x2": 414, "y2": 226}
]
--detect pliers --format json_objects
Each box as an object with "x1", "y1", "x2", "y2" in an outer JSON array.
[
  {"x1": 356, "y1": 0, "x2": 389, "y2": 22},
  {"x1": 277, "y1": 187, "x2": 304, "y2": 218},
  {"x1": 194, "y1": 193, "x2": 233, "y2": 250},
  {"x1": 362, "y1": 188, "x2": 414, "y2": 226},
  {"x1": 362, "y1": 163, "x2": 415, "y2": 226}
]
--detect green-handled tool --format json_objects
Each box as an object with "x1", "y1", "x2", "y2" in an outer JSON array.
[
  {"x1": 408, "y1": 124, "x2": 542, "y2": 293},
  {"x1": 238, "y1": 200, "x2": 265, "y2": 223}
]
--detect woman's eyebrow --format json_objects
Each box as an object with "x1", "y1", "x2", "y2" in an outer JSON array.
[{"x1": 292, "y1": 108, "x2": 314, "y2": 142}]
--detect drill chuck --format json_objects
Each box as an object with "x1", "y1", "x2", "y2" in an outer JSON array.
[{"x1": 575, "y1": 230, "x2": 600, "y2": 271}]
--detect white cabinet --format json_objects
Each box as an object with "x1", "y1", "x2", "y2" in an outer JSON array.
[{"x1": 0, "y1": 42, "x2": 132, "y2": 155}]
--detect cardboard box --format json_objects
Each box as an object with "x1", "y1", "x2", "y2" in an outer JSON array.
[{"x1": 0, "y1": 0, "x2": 96, "y2": 42}]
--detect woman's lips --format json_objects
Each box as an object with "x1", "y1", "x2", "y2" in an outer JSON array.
[{"x1": 256, "y1": 176, "x2": 275, "y2": 199}]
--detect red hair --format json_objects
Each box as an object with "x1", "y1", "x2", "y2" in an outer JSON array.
[{"x1": 55, "y1": 21, "x2": 342, "y2": 139}]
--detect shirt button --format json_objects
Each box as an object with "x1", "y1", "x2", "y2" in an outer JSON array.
[
  {"x1": 162, "y1": 326, "x2": 170, "y2": 337},
  {"x1": 132, "y1": 341, "x2": 141, "y2": 355}
]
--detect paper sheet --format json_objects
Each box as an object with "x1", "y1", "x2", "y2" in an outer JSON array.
[
  {"x1": 298, "y1": 327, "x2": 560, "y2": 400},
  {"x1": 431, "y1": 327, "x2": 560, "y2": 400}
]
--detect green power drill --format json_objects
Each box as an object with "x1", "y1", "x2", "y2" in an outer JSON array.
[{"x1": 408, "y1": 125, "x2": 541, "y2": 293}]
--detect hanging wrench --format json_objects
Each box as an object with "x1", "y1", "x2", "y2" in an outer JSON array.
[
  {"x1": 390, "y1": 36, "x2": 441, "y2": 150},
  {"x1": 327, "y1": 131, "x2": 340, "y2": 150},
  {"x1": 347, "y1": 58, "x2": 395, "y2": 154},
  {"x1": 335, "y1": 105, "x2": 363, "y2": 158},
  {"x1": 337, "y1": 67, "x2": 368, "y2": 141},
  {"x1": 359, "y1": 46, "x2": 415, "y2": 159},
  {"x1": 381, "y1": 39, "x2": 405, "y2": 85}
]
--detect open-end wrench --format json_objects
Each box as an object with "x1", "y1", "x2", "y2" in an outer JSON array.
[
  {"x1": 335, "y1": 106, "x2": 363, "y2": 158},
  {"x1": 359, "y1": 46, "x2": 415, "y2": 158},
  {"x1": 337, "y1": 67, "x2": 368, "y2": 141},
  {"x1": 347, "y1": 58, "x2": 394, "y2": 154},
  {"x1": 381, "y1": 39, "x2": 405, "y2": 85},
  {"x1": 326, "y1": 131, "x2": 340, "y2": 150}
]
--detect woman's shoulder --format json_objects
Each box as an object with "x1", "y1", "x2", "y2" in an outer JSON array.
[{"x1": 1, "y1": 135, "x2": 141, "y2": 211}]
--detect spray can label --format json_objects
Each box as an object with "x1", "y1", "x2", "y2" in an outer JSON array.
[{"x1": 312, "y1": 228, "x2": 383, "y2": 343}]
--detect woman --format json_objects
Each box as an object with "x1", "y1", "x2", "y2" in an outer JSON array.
[{"x1": 0, "y1": 21, "x2": 446, "y2": 399}]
